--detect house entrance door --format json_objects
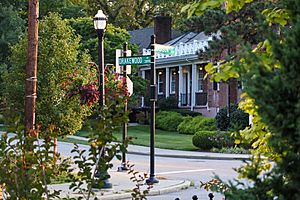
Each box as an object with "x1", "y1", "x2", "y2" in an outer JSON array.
[{"x1": 181, "y1": 71, "x2": 190, "y2": 106}]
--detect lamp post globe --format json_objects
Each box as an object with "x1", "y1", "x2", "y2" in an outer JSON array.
[{"x1": 93, "y1": 10, "x2": 107, "y2": 30}]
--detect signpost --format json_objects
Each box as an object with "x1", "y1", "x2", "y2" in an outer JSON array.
[
  {"x1": 155, "y1": 44, "x2": 176, "y2": 55},
  {"x1": 119, "y1": 56, "x2": 151, "y2": 65},
  {"x1": 116, "y1": 49, "x2": 131, "y2": 74}
]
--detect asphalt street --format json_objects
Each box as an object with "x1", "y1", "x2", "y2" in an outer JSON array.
[{"x1": 57, "y1": 141, "x2": 247, "y2": 200}]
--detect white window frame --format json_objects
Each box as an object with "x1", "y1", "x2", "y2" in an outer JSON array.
[
  {"x1": 170, "y1": 69, "x2": 176, "y2": 94},
  {"x1": 158, "y1": 71, "x2": 164, "y2": 95},
  {"x1": 197, "y1": 67, "x2": 204, "y2": 92}
]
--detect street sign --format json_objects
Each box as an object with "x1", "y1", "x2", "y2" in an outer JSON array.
[
  {"x1": 127, "y1": 76, "x2": 133, "y2": 96},
  {"x1": 155, "y1": 44, "x2": 176, "y2": 55},
  {"x1": 119, "y1": 56, "x2": 151, "y2": 65},
  {"x1": 115, "y1": 49, "x2": 131, "y2": 74}
]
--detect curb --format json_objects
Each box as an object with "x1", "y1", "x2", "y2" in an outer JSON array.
[
  {"x1": 94, "y1": 180, "x2": 191, "y2": 200},
  {"x1": 128, "y1": 151, "x2": 251, "y2": 161}
]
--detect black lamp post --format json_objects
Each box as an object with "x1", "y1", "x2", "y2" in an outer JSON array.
[
  {"x1": 93, "y1": 10, "x2": 112, "y2": 189},
  {"x1": 146, "y1": 35, "x2": 159, "y2": 185},
  {"x1": 94, "y1": 10, "x2": 107, "y2": 108}
]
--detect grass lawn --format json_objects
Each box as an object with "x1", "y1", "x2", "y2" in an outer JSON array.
[{"x1": 76, "y1": 125, "x2": 197, "y2": 151}]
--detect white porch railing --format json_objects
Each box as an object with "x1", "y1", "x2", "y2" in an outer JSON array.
[{"x1": 142, "y1": 39, "x2": 211, "y2": 59}]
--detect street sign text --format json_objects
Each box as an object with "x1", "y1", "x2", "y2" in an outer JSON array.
[{"x1": 119, "y1": 56, "x2": 151, "y2": 65}]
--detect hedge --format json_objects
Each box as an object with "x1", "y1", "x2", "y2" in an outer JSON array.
[
  {"x1": 215, "y1": 104, "x2": 249, "y2": 131},
  {"x1": 169, "y1": 109, "x2": 202, "y2": 117},
  {"x1": 177, "y1": 116, "x2": 217, "y2": 134},
  {"x1": 192, "y1": 131, "x2": 234, "y2": 150},
  {"x1": 156, "y1": 111, "x2": 185, "y2": 132}
]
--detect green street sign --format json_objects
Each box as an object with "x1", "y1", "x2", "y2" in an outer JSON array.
[
  {"x1": 119, "y1": 56, "x2": 151, "y2": 65},
  {"x1": 155, "y1": 44, "x2": 176, "y2": 55}
]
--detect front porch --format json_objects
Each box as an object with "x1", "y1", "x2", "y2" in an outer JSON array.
[{"x1": 141, "y1": 63, "x2": 210, "y2": 110}]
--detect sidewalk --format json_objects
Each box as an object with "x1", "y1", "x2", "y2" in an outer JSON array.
[{"x1": 50, "y1": 171, "x2": 190, "y2": 199}]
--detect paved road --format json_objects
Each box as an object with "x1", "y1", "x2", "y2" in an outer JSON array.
[
  {"x1": 57, "y1": 141, "x2": 246, "y2": 200},
  {"x1": 116, "y1": 154, "x2": 243, "y2": 200}
]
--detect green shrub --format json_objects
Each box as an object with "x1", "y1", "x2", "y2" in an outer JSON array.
[
  {"x1": 156, "y1": 111, "x2": 184, "y2": 131},
  {"x1": 192, "y1": 131, "x2": 234, "y2": 150},
  {"x1": 212, "y1": 131, "x2": 235, "y2": 148},
  {"x1": 192, "y1": 131, "x2": 218, "y2": 150},
  {"x1": 136, "y1": 111, "x2": 149, "y2": 125},
  {"x1": 211, "y1": 147, "x2": 249, "y2": 154},
  {"x1": 169, "y1": 109, "x2": 202, "y2": 117},
  {"x1": 215, "y1": 104, "x2": 249, "y2": 131},
  {"x1": 158, "y1": 96, "x2": 178, "y2": 110},
  {"x1": 177, "y1": 116, "x2": 216, "y2": 134},
  {"x1": 0, "y1": 114, "x2": 4, "y2": 124}
]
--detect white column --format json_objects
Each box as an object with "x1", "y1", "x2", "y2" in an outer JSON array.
[
  {"x1": 191, "y1": 64, "x2": 197, "y2": 110},
  {"x1": 141, "y1": 70, "x2": 145, "y2": 79},
  {"x1": 165, "y1": 67, "x2": 170, "y2": 98},
  {"x1": 178, "y1": 65, "x2": 183, "y2": 107}
]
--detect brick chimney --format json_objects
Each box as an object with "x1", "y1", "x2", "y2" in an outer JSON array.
[{"x1": 154, "y1": 14, "x2": 172, "y2": 44}]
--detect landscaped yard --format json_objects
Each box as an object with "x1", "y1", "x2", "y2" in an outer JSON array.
[{"x1": 75, "y1": 125, "x2": 197, "y2": 151}]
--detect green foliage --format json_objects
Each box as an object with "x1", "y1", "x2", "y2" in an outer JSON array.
[
  {"x1": 184, "y1": 0, "x2": 300, "y2": 198},
  {"x1": 87, "y1": 0, "x2": 191, "y2": 30},
  {"x1": 3, "y1": 13, "x2": 92, "y2": 136},
  {"x1": 156, "y1": 111, "x2": 184, "y2": 132},
  {"x1": 67, "y1": 17, "x2": 138, "y2": 65},
  {"x1": 215, "y1": 104, "x2": 249, "y2": 131},
  {"x1": 170, "y1": 109, "x2": 202, "y2": 117},
  {"x1": 0, "y1": 5, "x2": 24, "y2": 111},
  {"x1": 211, "y1": 147, "x2": 249, "y2": 154},
  {"x1": 126, "y1": 162, "x2": 152, "y2": 199},
  {"x1": 157, "y1": 96, "x2": 178, "y2": 110},
  {"x1": 178, "y1": 116, "x2": 216, "y2": 135},
  {"x1": 0, "y1": 123, "x2": 70, "y2": 199},
  {"x1": 176, "y1": 109, "x2": 202, "y2": 117},
  {"x1": 136, "y1": 111, "x2": 149, "y2": 125},
  {"x1": 128, "y1": 76, "x2": 148, "y2": 108},
  {"x1": 178, "y1": 9, "x2": 225, "y2": 33},
  {"x1": 69, "y1": 68, "x2": 129, "y2": 193},
  {"x1": 192, "y1": 130, "x2": 233, "y2": 150}
]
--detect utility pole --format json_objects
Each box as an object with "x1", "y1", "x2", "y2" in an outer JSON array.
[{"x1": 25, "y1": 0, "x2": 39, "y2": 135}]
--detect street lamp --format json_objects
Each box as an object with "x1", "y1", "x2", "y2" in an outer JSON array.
[
  {"x1": 94, "y1": 9, "x2": 107, "y2": 108},
  {"x1": 93, "y1": 10, "x2": 112, "y2": 189}
]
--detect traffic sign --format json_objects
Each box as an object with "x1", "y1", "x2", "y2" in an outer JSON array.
[
  {"x1": 127, "y1": 76, "x2": 133, "y2": 96},
  {"x1": 155, "y1": 44, "x2": 176, "y2": 55},
  {"x1": 116, "y1": 49, "x2": 131, "y2": 74},
  {"x1": 119, "y1": 56, "x2": 151, "y2": 65}
]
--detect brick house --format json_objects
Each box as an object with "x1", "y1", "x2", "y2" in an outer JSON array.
[{"x1": 129, "y1": 15, "x2": 240, "y2": 117}]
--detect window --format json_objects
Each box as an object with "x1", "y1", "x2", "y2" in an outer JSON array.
[
  {"x1": 197, "y1": 67, "x2": 204, "y2": 92},
  {"x1": 170, "y1": 69, "x2": 176, "y2": 94},
  {"x1": 213, "y1": 81, "x2": 220, "y2": 91},
  {"x1": 158, "y1": 71, "x2": 164, "y2": 94}
]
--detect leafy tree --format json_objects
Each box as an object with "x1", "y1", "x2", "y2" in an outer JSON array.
[
  {"x1": 0, "y1": 5, "x2": 24, "y2": 114},
  {"x1": 67, "y1": 17, "x2": 138, "y2": 64},
  {"x1": 3, "y1": 13, "x2": 92, "y2": 136},
  {"x1": 183, "y1": 0, "x2": 300, "y2": 198},
  {"x1": 87, "y1": 0, "x2": 193, "y2": 30}
]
